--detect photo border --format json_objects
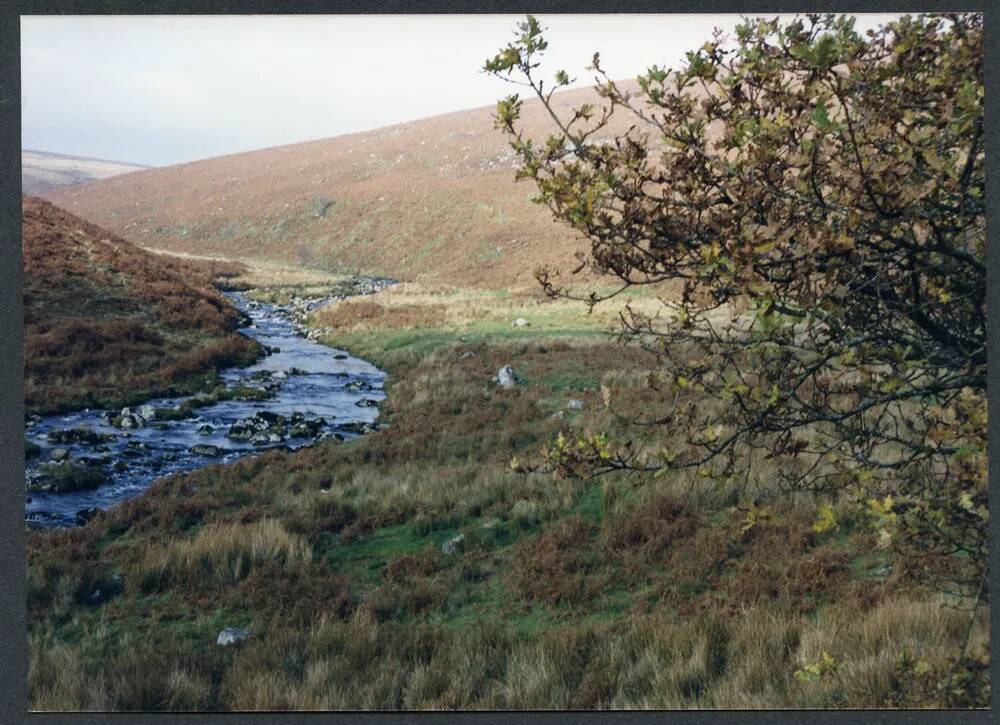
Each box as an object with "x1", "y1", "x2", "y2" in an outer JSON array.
[{"x1": 1, "y1": 1, "x2": 993, "y2": 723}]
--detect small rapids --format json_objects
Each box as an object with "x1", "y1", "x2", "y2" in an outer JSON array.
[{"x1": 24, "y1": 291, "x2": 386, "y2": 528}]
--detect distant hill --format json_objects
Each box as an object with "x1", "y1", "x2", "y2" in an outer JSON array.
[
  {"x1": 43, "y1": 83, "x2": 649, "y2": 290},
  {"x1": 23, "y1": 196, "x2": 258, "y2": 415},
  {"x1": 23, "y1": 150, "x2": 148, "y2": 195}
]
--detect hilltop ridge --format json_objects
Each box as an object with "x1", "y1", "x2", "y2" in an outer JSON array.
[{"x1": 23, "y1": 150, "x2": 149, "y2": 195}]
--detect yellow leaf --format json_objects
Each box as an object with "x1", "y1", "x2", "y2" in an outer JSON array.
[{"x1": 812, "y1": 504, "x2": 838, "y2": 533}]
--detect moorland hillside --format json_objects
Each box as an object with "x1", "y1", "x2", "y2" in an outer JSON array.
[
  {"x1": 44, "y1": 83, "x2": 646, "y2": 290},
  {"x1": 23, "y1": 196, "x2": 259, "y2": 414}
]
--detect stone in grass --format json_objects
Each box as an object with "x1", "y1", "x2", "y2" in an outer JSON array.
[
  {"x1": 566, "y1": 399, "x2": 584, "y2": 411},
  {"x1": 441, "y1": 534, "x2": 465, "y2": 555},
  {"x1": 496, "y1": 364, "x2": 521, "y2": 390},
  {"x1": 217, "y1": 627, "x2": 254, "y2": 647},
  {"x1": 512, "y1": 317, "x2": 530, "y2": 327}
]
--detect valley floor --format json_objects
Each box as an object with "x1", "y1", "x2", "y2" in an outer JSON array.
[{"x1": 27, "y1": 272, "x2": 989, "y2": 710}]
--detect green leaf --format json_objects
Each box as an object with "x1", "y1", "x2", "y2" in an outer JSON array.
[{"x1": 811, "y1": 101, "x2": 831, "y2": 131}]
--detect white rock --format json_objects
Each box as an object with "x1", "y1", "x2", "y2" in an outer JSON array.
[
  {"x1": 512, "y1": 318, "x2": 529, "y2": 327},
  {"x1": 217, "y1": 627, "x2": 253, "y2": 646},
  {"x1": 441, "y1": 534, "x2": 465, "y2": 555},
  {"x1": 497, "y1": 364, "x2": 520, "y2": 390}
]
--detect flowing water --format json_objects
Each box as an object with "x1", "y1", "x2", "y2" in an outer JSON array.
[{"x1": 24, "y1": 291, "x2": 386, "y2": 527}]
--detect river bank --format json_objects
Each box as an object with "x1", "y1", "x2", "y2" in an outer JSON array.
[{"x1": 25, "y1": 280, "x2": 393, "y2": 528}]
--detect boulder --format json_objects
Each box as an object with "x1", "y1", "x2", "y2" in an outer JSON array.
[
  {"x1": 255, "y1": 411, "x2": 285, "y2": 426},
  {"x1": 290, "y1": 418, "x2": 326, "y2": 438},
  {"x1": 496, "y1": 364, "x2": 520, "y2": 390},
  {"x1": 119, "y1": 414, "x2": 141, "y2": 430},
  {"x1": 190, "y1": 444, "x2": 223, "y2": 457},
  {"x1": 567, "y1": 399, "x2": 584, "y2": 411},
  {"x1": 50, "y1": 447, "x2": 70, "y2": 462},
  {"x1": 138, "y1": 404, "x2": 156, "y2": 422},
  {"x1": 27, "y1": 462, "x2": 104, "y2": 493},
  {"x1": 228, "y1": 411, "x2": 286, "y2": 441},
  {"x1": 47, "y1": 428, "x2": 115, "y2": 445},
  {"x1": 197, "y1": 424, "x2": 214, "y2": 436},
  {"x1": 355, "y1": 399, "x2": 379, "y2": 408},
  {"x1": 216, "y1": 627, "x2": 254, "y2": 647},
  {"x1": 227, "y1": 422, "x2": 255, "y2": 442}
]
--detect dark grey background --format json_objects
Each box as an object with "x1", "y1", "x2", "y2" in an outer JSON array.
[{"x1": 1, "y1": 1, "x2": 993, "y2": 723}]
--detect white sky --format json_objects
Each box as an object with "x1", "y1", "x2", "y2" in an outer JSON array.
[{"x1": 21, "y1": 13, "x2": 901, "y2": 167}]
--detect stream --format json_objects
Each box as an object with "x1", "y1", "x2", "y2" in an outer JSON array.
[{"x1": 24, "y1": 290, "x2": 387, "y2": 528}]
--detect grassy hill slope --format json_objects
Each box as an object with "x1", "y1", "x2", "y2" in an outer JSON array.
[
  {"x1": 23, "y1": 196, "x2": 260, "y2": 415},
  {"x1": 23, "y1": 150, "x2": 148, "y2": 195},
  {"x1": 43, "y1": 83, "x2": 644, "y2": 290}
]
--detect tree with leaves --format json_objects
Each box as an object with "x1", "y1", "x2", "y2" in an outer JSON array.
[{"x1": 486, "y1": 12, "x2": 985, "y2": 633}]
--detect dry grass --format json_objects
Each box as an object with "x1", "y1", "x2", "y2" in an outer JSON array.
[
  {"x1": 311, "y1": 281, "x2": 671, "y2": 335},
  {"x1": 144, "y1": 248, "x2": 358, "y2": 294},
  {"x1": 139, "y1": 518, "x2": 312, "y2": 592}
]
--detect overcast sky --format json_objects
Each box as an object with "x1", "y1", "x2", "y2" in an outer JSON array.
[{"x1": 22, "y1": 13, "x2": 901, "y2": 167}]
